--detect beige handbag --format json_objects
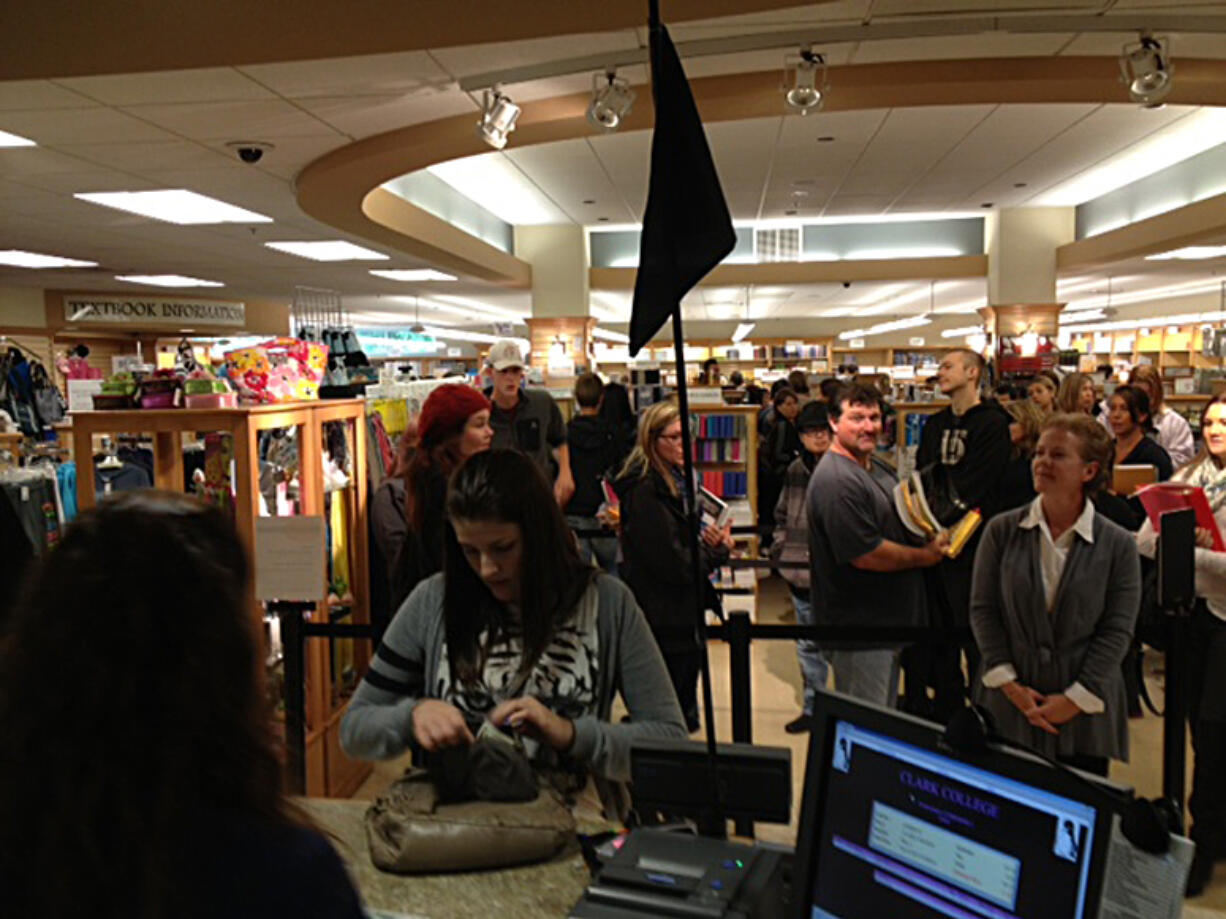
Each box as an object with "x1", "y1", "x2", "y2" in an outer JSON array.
[{"x1": 364, "y1": 768, "x2": 577, "y2": 874}]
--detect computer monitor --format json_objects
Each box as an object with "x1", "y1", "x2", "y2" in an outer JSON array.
[{"x1": 792, "y1": 690, "x2": 1125, "y2": 919}]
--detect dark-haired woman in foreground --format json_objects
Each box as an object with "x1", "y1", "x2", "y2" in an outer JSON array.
[
  {"x1": 341, "y1": 449, "x2": 685, "y2": 785},
  {"x1": 0, "y1": 492, "x2": 363, "y2": 919}
]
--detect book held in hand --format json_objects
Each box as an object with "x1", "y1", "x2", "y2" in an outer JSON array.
[
  {"x1": 1136, "y1": 482, "x2": 1224, "y2": 551},
  {"x1": 893, "y1": 471, "x2": 982, "y2": 559},
  {"x1": 697, "y1": 486, "x2": 731, "y2": 529}
]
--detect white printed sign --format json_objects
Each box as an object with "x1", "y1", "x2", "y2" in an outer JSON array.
[
  {"x1": 64, "y1": 295, "x2": 245, "y2": 327},
  {"x1": 255, "y1": 516, "x2": 325, "y2": 602}
]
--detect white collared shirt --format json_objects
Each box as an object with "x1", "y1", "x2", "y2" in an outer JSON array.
[
  {"x1": 1152, "y1": 408, "x2": 1194, "y2": 469},
  {"x1": 982, "y1": 497, "x2": 1104, "y2": 714}
]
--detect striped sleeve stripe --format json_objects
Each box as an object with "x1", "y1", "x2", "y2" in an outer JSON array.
[
  {"x1": 375, "y1": 641, "x2": 414, "y2": 672},
  {"x1": 362, "y1": 667, "x2": 414, "y2": 695}
]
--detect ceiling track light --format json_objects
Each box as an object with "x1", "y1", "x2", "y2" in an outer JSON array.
[
  {"x1": 784, "y1": 47, "x2": 827, "y2": 115},
  {"x1": 587, "y1": 70, "x2": 636, "y2": 133},
  {"x1": 477, "y1": 88, "x2": 521, "y2": 150},
  {"x1": 1119, "y1": 33, "x2": 1173, "y2": 107}
]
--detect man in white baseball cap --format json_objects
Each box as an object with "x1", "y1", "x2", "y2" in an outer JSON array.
[{"x1": 484, "y1": 340, "x2": 574, "y2": 507}]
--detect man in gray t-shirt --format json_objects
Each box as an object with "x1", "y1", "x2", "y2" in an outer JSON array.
[
  {"x1": 806, "y1": 383, "x2": 945, "y2": 707},
  {"x1": 484, "y1": 340, "x2": 574, "y2": 507}
]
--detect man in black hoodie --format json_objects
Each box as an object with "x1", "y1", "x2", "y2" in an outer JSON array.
[
  {"x1": 904, "y1": 348, "x2": 1011, "y2": 722},
  {"x1": 565, "y1": 373, "x2": 626, "y2": 575}
]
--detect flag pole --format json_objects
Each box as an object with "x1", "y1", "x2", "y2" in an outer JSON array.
[
  {"x1": 669, "y1": 307, "x2": 728, "y2": 839},
  {"x1": 638, "y1": 0, "x2": 732, "y2": 836}
]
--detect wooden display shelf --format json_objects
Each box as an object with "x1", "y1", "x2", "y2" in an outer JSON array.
[{"x1": 72, "y1": 400, "x2": 372, "y2": 797}]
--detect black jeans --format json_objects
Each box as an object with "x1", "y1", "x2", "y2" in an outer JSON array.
[
  {"x1": 1187, "y1": 605, "x2": 1226, "y2": 852},
  {"x1": 661, "y1": 646, "x2": 703, "y2": 733}
]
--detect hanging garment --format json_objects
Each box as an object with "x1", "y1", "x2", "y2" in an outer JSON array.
[
  {"x1": 57, "y1": 462, "x2": 77, "y2": 522},
  {"x1": 94, "y1": 462, "x2": 152, "y2": 501}
]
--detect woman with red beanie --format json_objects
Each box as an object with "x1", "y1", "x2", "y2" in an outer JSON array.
[{"x1": 372, "y1": 384, "x2": 493, "y2": 616}]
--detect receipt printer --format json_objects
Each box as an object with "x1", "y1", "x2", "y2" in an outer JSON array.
[{"x1": 569, "y1": 828, "x2": 792, "y2": 918}]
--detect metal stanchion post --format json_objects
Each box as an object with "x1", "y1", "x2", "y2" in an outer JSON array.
[
  {"x1": 1158, "y1": 507, "x2": 1195, "y2": 822},
  {"x1": 728, "y1": 612, "x2": 753, "y2": 747},
  {"x1": 273, "y1": 600, "x2": 313, "y2": 796}
]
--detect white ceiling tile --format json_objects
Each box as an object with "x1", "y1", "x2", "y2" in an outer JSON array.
[
  {"x1": 505, "y1": 138, "x2": 635, "y2": 223},
  {"x1": 297, "y1": 91, "x2": 475, "y2": 138},
  {"x1": 10, "y1": 170, "x2": 159, "y2": 195},
  {"x1": 0, "y1": 81, "x2": 97, "y2": 111},
  {"x1": 0, "y1": 146, "x2": 100, "y2": 177},
  {"x1": 239, "y1": 51, "x2": 453, "y2": 98},
  {"x1": 431, "y1": 32, "x2": 641, "y2": 79},
  {"x1": 0, "y1": 106, "x2": 174, "y2": 145},
  {"x1": 120, "y1": 100, "x2": 344, "y2": 140},
  {"x1": 56, "y1": 68, "x2": 276, "y2": 106},
  {"x1": 54, "y1": 140, "x2": 234, "y2": 172}
]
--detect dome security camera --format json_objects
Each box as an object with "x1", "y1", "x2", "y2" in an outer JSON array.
[{"x1": 226, "y1": 141, "x2": 274, "y2": 164}]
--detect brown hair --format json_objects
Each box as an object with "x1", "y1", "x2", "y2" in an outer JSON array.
[
  {"x1": 573, "y1": 372, "x2": 604, "y2": 409},
  {"x1": 1004, "y1": 398, "x2": 1044, "y2": 458},
  {"x1": 1056, "y1": 372, "x2": 1095, "y2": 414},
  {"x1": 1042, "y1": 412, "x2": 1113, "y2": 495},
  {"x1": 1128, "y1": 364, "x2": 1165, "y2": 410},
  {"x1": 1108, "y1": 384, "x2": 1154, "y2": 434},
  {"x1": 0, "y1": 492, "x2": 309, "y2": 918},
  {"x1": 619, "y1": 400, "x2": 683, "y2": 497}
]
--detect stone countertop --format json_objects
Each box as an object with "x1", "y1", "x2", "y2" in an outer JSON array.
[{"x1": 300, "y1": 798, "x2": 598, "y2": 919}]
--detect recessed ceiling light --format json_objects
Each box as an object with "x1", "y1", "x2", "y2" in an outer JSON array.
[
  {"x1": 981, "y1": 202, "x2": 994, "y2": 208},
  {"x1": 1013, "y1": 182, "x2": 1028, "y2": 188},
  {"x1": 1146, "y1": 245, "x2": 1226, "y2": 260},
  {"x1": 582, "y1": 199, "x2": 596, "y2": 205},
  {"x1": 816, "y1": 136, "x2": 835, "y2": 143},
  {"x1": 792, "y1": 178, "x2": 818, "y2": 186},
  {"x1": 370, "y1": 269, "x2": 457, "y2": 282},
  {"x1": 75, "y1": 189, "x2": 273, "y2": 224},
  {"x1": 115, "y1": 274, "x2": 224, "y2": 288},
  {"x1": 0, "y1": 130, "x2": 36, "y2": 148},
  {"x1": 265, "y1": 241, "x2": 390, "y2": 261},
  {"x1": 0, "y1": 249, "x2": 96, "y2": 268},
  {"x1": 785, "y1": 209, "x2": 798, "y2": 216},
  {"x1": 597, "y1": 217, "x2": 609, "y2": 222}
]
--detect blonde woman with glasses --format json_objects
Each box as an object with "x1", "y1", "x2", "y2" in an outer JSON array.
[{"x1": 615, "y1": 401, "x2": 733, "y2": 732}]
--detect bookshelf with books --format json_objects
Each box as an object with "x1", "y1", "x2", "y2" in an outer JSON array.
[{"x1": 690, "y1": 404, "x2": 760, "y2": 618}]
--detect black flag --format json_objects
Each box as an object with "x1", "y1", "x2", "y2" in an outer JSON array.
[{"x1": 629, "y1": 24, "x2": 736, "y2": 356}]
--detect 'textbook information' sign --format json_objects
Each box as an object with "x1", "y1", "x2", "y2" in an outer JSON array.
[{"x1": 63, "y1": 296, "x2": 245, "y2": 327}]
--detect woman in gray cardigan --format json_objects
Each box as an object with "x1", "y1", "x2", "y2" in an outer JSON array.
[
  {"x1": 970, "y1": 414, "x2": 1141, "y2": 774},
  {"x1": 341, "y1": 449, "x2": 686, "y2": 785}
]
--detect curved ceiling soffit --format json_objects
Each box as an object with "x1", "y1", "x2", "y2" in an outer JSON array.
[
  {"x1": 295, "y1": 56, "x2": 1226, "y2": 288},
  {"x1": 1, "y1": 0, "x2": 811, "y2": 80}
]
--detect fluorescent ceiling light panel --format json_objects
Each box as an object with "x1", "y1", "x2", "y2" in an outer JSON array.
[
  {"x1": 592, "y1": 327, "x2": 630, "y2": 343},
  {"x1": 0, "y1": 249, "x2": 96, "y2": 268},
  {"x1": 941, "y1": 325, "x2": 985, "y2": 338},
  {"x1": 1146, "y1": 246, "x2": 1226, "y2": 261},
  {"x1": 431, "y1": 294, "x2": 525, "y2": 320},
  {"x1": 75, "y1": 189, "x2": 272, "y2": 224},
  {"x1": 1036, "y1": 108, "x2": 1226, "y2": 207},
  {"x1": 265, "y1": 240, "x2": 389, "y2": 261},
  {"x1": 426, "y1": 155, "x2": 566, "y2": 226},
  {"x1": 0, "y1": 129, "x2": 35, "y2": 148},
  {"x1": 115, "y1": 274, "x2": 224, "y2": 288},
  {"x1": 370, "y1": 268, "x2": 458, "y2": 281},
  {"x1": 844, "y1": 247, "x2": 963, "y2": 260},
  {"x1": 731, "y1": 323, "x2": 755, "y2": 343},
  {"x1": 839, "y1": 315, "x2": 931, "y2": 340}
]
